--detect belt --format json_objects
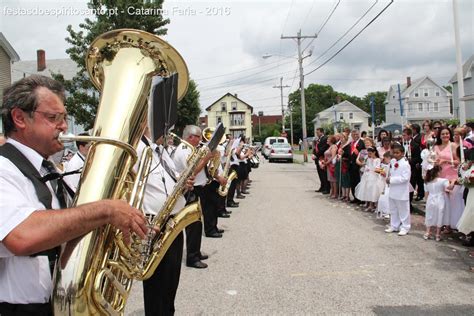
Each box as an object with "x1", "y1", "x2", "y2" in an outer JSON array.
[{"x1": 0, "y1": 302, "x2": 52, "y2": 316}]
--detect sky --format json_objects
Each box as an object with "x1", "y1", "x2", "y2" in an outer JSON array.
[{"x1": 1, "y1": 0, "x2": 473, "y2": 116}]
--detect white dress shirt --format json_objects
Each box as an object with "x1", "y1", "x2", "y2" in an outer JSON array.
[
  {"x1": 136, "y1": 140, "x2": 185, "y2": 216},
  {"x1": 0, "y1": 138, "x2": 60, "y2": 304},
  {"x1": 173, "y1": 144, "x2": 207, "y2": 186},
  {"x1": 63, "y1": 151, "x2": 85, "y2": 193}
]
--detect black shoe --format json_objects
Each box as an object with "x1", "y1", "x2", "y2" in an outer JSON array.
[
  {"x1": 186, "y1": 260, "x2": 208, "y2": 269},
  {"x1": 350, "y1": 199, "x2": 358, "y2": 204},
  {"x1": 218, "y1": 213, "x2": 230, "y2": 218},
  {"x1": 236, "y1": 194, "x2": 246, "y2": 199},
  {"x1": 322, "y1": 191, "x2": 330, "y2": 195},
  {"x1": 241, "y1": 191, "x2": 250, "y2": 194},
  {"x1": 217, "y1": 228, "x2": 224, "y2": 233},
  {"x1": 414, "y1": 196, "x2": 423, "y2": 201},
  {"x1": 225, "y1": 210, "x2": 232, "y2": 214},
  {"x1": 199, "y1": 253, "x2": 209, "y2": 260},
  {"x1": 227, "y1": 202, "x2": 239, "y2": 207},
  {"x1": 315, "y1": 188, "x2": 323, "y2": 192},
  {"x1": 205, "y1": 232, "x2": 223, "y2": 238}
]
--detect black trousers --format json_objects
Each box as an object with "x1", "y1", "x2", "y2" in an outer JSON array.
[
  {"x1": 185, "y1": 186, "x2": 203, "y2": 264},
  {"x1": 410, "y1": 164, "x2": 424, "y2": 198},
  {"x1": 143, "y1": 232, "x2": 183, "y2": 316},
  {"x1": 226, "y1": 165, "x2": 239, "y2": 204},
  {"x1": 0, "y1": 302, "x2": 52, "y2": 316},
  {"x1": 349, "y1": 164, "x2": 361, "y2": 201},
  {"x1": 202, "y1": 181, "x2": 220, "y2": 235},
  {"x1": 316, "y1": 160, "x2": 329, "y2": 191}
]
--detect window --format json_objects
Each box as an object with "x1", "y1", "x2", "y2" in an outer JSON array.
[
  {"x1": 433, "y1": 102, "x2": 439, "y2": 112},
  {"x1": 426, "y1": 103, "x2": 431, "y2": 112},
  {"x1": 414, "y1": 91, "x2": 419, "y2": 97},
  {"x1": 230, "y1": 113, "x2": 244, "y2": 126},
  {"x1": 424, "y1": 88, "x2": 429, "y2": 97},
  {"x1": 217, "y1": 116, "x2": 222, "y2": 124},
  {"x1": 349, "y1": 113, "x2": 353, "y2": 119},
  {"x1": 408, "y1": 104, "x2": 413, "y2": 112},
  {"x1": 231, "y1": 101, "x2": 238, "y2": 111},
  {"x1": 339, "y1": 113, "x2": 344, "y2": 120},
  {"x1": 221, "y1": 102, "x2": 226, "y2": 112},
  {"x1": 392, "y1": 95, "x2": 395, "y2": 99},
  {"x1": 435, "y1": 89, "x2": 440, "y2": 97},
  {"x1": 418, "y1": 103, "x2": 423, "y2": 112}
]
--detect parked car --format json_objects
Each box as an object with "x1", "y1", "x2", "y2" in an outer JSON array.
[
  {"x1": 262, "y1": 137, "x2": 288, "y2": 158},
  {"x1": 268, "y1": 143, "x2": 293, "y2": 163}
]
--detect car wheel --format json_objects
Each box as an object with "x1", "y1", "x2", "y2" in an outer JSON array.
[
  {"x1": 269, "y1": 158, "x2": 273, "y2": 163},
  {"x1": 288, "y1": 159, "x2": 293, "y2": 163}
]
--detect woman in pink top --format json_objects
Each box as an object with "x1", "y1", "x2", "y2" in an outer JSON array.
[{"x1": 434, "y1": 126, "x2": 462, "y2": 233}]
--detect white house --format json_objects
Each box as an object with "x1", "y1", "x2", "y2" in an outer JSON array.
[
  {"x1": 449, "y1": 54, "x2": 474, "y2": 120},
  {"x1": 206, "y1": 93, "x2": 253, "y2": 140},
  {"x1": 0, "y1": 32, "x2": 20, "y2": 134},
  {"x1": 312, "y1": 100, "x2": 370, "y2": 133},
  {"x1": 385, "y1": 76, "x2": 452, "y2": 125}
]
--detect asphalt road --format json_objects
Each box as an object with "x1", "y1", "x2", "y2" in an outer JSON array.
[{"x1": 125, "y1": 157, "x2": 473, "y2": 315}]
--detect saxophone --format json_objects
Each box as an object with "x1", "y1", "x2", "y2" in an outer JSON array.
[
  {"x1": 137, "y1": 124, "x2": 225, "y2": 279},
  {"x1": 52, "y1": 29, "x2": 189, "y2": 316},
  {"x1": 218, "y1": 140, "x2": 238, "y2": 197}
]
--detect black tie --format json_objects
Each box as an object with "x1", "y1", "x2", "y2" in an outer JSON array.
[{"x1": 41, "y1": 160, "x2": 67, "y2": 208}]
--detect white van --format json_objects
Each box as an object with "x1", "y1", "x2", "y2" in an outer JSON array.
[{"x1": 262, "y1": 137, "x2": 289, "y2": 158}]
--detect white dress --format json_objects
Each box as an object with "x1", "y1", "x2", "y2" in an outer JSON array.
[
  {"x1": 424, "y1": 178, "x2": 449, "y2": 227},
  {"x1": 457, "y1": 165, "x2": 474, "y2": 234},
  {"x1": 376, "y1": 163, "x2": 391, "y2": 216},
  {"x1": 355, "y1": 158, "x2": 385, "y2": 202}
]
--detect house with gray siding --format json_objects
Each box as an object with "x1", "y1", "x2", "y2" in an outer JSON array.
[
  {"x1": 312, "y1": 100, "x2": 370, "y2": 133},
  {"x1": 385, "y1": 76, "x2": 452, "y2": 125},
  {"x1": 449, "y1": 54, "x2": 474, "y2": 120},
  {"x1": 0, "y1": 33, "x2": 20, "y2": 133}
]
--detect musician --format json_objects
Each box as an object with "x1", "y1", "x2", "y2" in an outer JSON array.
[
  {"x1": 314, "y1": 128, "x2": 329, "y2": 194},
  {"x1": 216, "y1": 142, "x2": 232, "y2": 217},
  {"x1": 0, "y1": 75, "x2": 147, "y2": 316},
  {"x1": 226, "y1": 135, "x2": 240, "y2": 208},
  {"x1": 235, "y1": 136, "x2": 251, "y2": 197},
  {"x1": 63, "y1": 132, "x2": 90, "y2": 193},
  {"x1": 173, "y1": 125, "x2": 212, "y2": 268},
  {"x1": 139, "y1": 129, "x2": 194, "y2": 316}
]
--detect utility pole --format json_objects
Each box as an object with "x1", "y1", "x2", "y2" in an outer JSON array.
[
  {"x1": 453, "y1": 0, "x2": 466, "y2": 125},
  {"x1": 281, "y1": 29, "x2": 317, "y2": 162},
  {"x1": 273, "y1": 77, "x2": 290, "y2": 134}
]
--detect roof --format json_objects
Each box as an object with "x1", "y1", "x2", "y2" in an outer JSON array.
[
  {"x1": 449, "y1": 54, "x2": 474, "y2": 83},
  {"x1": 0, "y1": 32, "x2": 20, "y2": 62},
  {"x1": 11, "y1": 58, "x2": 78, "y2": 83},
  {"x1": 386, "y1": 76, "x2": 451, "y2": 102},
  {"x1": 205, "y1": 92, "x2": 254, "y2": 112},
  {"x1": 312, "y1": 100, "x2": 370, "y2": 122}
]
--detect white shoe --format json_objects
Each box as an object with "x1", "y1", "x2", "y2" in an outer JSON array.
[
  {"x1": 398, "y1": 230, "x2": 409, "y2": 236},
  {"x1": 385, "y1": 227, "x2": 398, "y2": 233}
]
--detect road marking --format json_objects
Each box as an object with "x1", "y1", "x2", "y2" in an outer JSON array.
[{"x1": 226, "y1": 290, "x2": 238, "y2": 296}]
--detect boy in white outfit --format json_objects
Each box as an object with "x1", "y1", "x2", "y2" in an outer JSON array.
[{"x1": 385, "y1": 143, "x2": 412, "y2": 236}]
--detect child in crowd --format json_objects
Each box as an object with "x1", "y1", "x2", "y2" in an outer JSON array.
[
  {"x1": 423, "y1": 165, "x2": 450, "y2": 241},
  {"x1": 376, "y1": 151, "x2": 392, "y2": 218},
  {"x1": 385, "y1": 144, "x2": 412, "y2": 236},
  {"x1": 355, "y1": 147, "x2": 384, "y2": 212}
]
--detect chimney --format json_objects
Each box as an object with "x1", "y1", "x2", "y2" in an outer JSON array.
[
  {"x1": 234, "y1": 93, "x2": 238, "y2": 98},
  {"x1": 406, "y1": 76, "x2": 411, "y2": 88},
  {"x1": 37, "y1": 49, "x2": 46, "y2": 72},
  {"x1": 335, "y1": 95, "x2": 342, "y2": 104}
]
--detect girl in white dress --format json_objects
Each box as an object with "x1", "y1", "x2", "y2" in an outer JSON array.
[
  {"x1": 355, "y1": 147, "x2": 385, "y2": 211},
  {"x1": 376, "y1": 152, "x2": 392, "y2": 218},
  {"x1": 423, "y1": 165, "x2": 450, "y2": 241}
]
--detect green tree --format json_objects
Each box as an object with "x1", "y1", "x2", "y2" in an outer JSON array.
[
  {"x1": 443, "y1": 85, "x2": 453, "y2": 93},
  {"x1": 362, "y1": 91, "x2": 387, "y2": 125},
  {"x1": 174, "y1": 79, "x2": 201, "y2": 135},
  {"x1": 53, "y1": 0, "x2": 170, "y2": 129}
]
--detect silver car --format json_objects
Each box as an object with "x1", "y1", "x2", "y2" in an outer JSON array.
[{"x1": 268, "y1": 143, "x2": 293, "y2": 163}]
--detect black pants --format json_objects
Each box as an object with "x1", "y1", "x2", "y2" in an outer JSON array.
[
  {"x1": 185, "y1": 186, "x2": 203, "y2": 264},
  {"x1": 0, "y1": 302, "x2": 52, "y2": 316},
  {"x1": 410, "y1": 164, "x2": 424, "y2": 198},
  {"x1": 226, "y1": 165, "x2": 239, "y2": 204},
  {"x1": 202, "y1": 181, "x2": 220, "y2": 235},
  {"x1": 143, "y1": 232, "x2": 183, "y2": 316},
  {"x1": 316, "y1": 160, "x2": 329, "y2": 191},
  {"x1": 349, "y1": 164, "x2": 361, "y2": 201}
]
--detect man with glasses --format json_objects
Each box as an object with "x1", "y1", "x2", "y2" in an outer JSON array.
[{"x1": 0, "y1": 75, "x2": 148, "y2": 315}]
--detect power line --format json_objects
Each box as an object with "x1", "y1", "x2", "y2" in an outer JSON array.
[
  {"x1": 305, "y1": 0, "x2": 379, "y2": 69},
  {"x1": 305, "y1": 0, "x2": 394, "y2": 76},
  {"x1": 303, "y1": 0, "x2": 341, "y2": 53}
]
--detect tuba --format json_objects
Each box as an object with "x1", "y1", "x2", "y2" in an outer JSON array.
[
  {"x1": 52, "y1": 29, "x2": 189, "y2": 315},
  {"x1": 202, "y1": 127, "x2": 226, "y2": 179},
  {"x1": 218, "y1": 139, "x2": 237, "y2": 196}
]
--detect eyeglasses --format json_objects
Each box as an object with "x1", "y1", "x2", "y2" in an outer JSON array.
[
  {"x1": 32, "y1": 110, "x2": 68, "y2": 124},
  {"x1": 433, "y1": 126, "x2": 440, "y2": 130}
]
